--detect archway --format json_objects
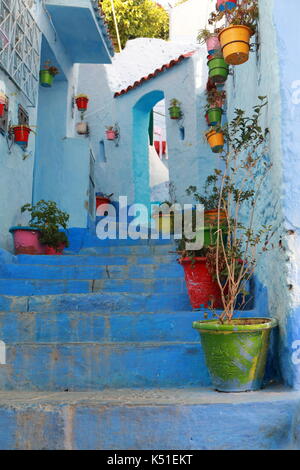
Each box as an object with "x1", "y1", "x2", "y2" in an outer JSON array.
[{"x1": 132, "y1": 90, "x2": 167, "y2": 209}]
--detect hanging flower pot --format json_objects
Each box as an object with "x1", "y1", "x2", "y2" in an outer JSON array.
[
  {"x1": 207, "y1": 107, "x2": 222, "y2": 126},
  {"x1": 106, "y1": 129, "x2": 117, "y2": 140},
  {"x1": 75, "y1": 95, "x2": 89, "y2": 112},
  {"x1": 169, "y1": 99, "x2": 182, "y2": 119},
  {"x1": 12, "y1": 125, "x2": 32, "y2": 147},
  {"x1": 193, "y1": 318, "x2": 277, "y2": 391},
  {"x1": 96, "y1": 195, "x2": 111, "y2": 210},
  {"x1": 39, "y1": 65, "x2": 59, "y2": 88},
  {"x1": 76, "y1": 121, "x2": 89, "y2": 135},
  {"x1": 0, "y1": 102, "x2": 5, "y2": 118},
  {"x1": 9, "y1": 227, "x2": 45, "y2": 255},
  {"x1": 217, "y1": 0, "x2": 237, "y2": 11},
  {"x1": 206, "y1": 34, "x2": 221, "y2": 55},
  {"x1": 206, "y1": 129, "x2": 224, "y2": 153},
  {"x1": 207, "y1": 57, "x2": 229, "y2": 84},
  {"x1": 178, "y1": 257, "x2": 223, "y2": 309},
  {"x1": 219, "y1": 25, "x2": 253, "y2": 66}
]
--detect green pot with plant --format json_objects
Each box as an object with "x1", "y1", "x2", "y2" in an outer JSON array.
[
  {"x1": 169, "y1": 99, "x2": 182, "y2": 119},
  {"x1": 21, "y1": 200, "x2": 69, "y2": 255},
  {"x1": 207, "y1": 55, "x2": 229, "y2": 84},
  {"x1": 39, "y1": 61, "x2": 59, "y2": 87},
  {"x1": 193, "y1": 97, "x2": 278, "y2": 392}
]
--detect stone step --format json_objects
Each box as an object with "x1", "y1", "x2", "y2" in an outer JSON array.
[
  {"x1": 0, "y1": 341, "x2": 208, "y2": 391},
  {"x1": 0, "y1": 310, "x2": 199, "y2": 343},
  {"x1": 0, "y1": 263, "x2": 183, "y2": 280},
  {"x1": 0, "y1": 277, "x2": 186, "y2": 296},
  {"x1": 16, "y1": 253, "x2": 177, "y2": 266},
  {"x1": 0, "y1": 291, "x2": 191, "y2": 312},
  {"x1": 0, "y1": 386, "x2": 297, "y2": 449}
]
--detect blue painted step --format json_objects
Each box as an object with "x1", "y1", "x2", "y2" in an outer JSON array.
[
  {"x1": 0, "y1": 386, "x2": 298, "y2": 449},
  {"x1": 0, "y1": 291, "x2": 191, "y2": 313},
  {"x1": 0, "y1": 277, "x2": 186, "y2": 296},
  {"x1": 0, "y1": 262, "x2": 183, "y2": 280},
  {"x1": 16, "y1": 253, "x2": 178, "y2": 266},
  {"x1": 0, "y1": 341, "x2": 208, "y2": 391},
  {"x1": 0, "y1": 310, "x2": 200, "y2": 343}
]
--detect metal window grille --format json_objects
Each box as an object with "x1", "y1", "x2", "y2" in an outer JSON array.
[{"x1": 0, "y1": 0, "x2": 40, "y2": 105}]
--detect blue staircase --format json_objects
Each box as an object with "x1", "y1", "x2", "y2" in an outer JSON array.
[{"x1": 0, "y1": 233, "x2": 297, "y2": 450}]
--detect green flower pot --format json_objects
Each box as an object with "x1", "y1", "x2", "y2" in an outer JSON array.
[
  {"x1": 39, "y1": 70, "x2": 54, "y2": 87},
  {"x1": 193, "y1": 318, "x2": 278, "y2": 392},
  {"x1": 169, "y1": 106, "x2": 181, "y2": 119},
  {"x1": 208, "y1": 58, "x2": 229, "y2": 84},
  {"x1": 207, "y1": 107, "x2": 222, "y2": 126}
]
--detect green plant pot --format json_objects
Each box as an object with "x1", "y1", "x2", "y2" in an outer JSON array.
[
  {"x1": 193, "y1": 318, "x2": 278, "y2": 392},
  {"x1": 195, "y1": 226, "x2": 227, "y2": 248},
  {"x1": 39, "y1": 70, "x2": 54, "y2": 87},
  {"x1": 207, "y1": 107, "x2": 222, "y2": 126},
  {"x1": 169, "y1": 106, "x2": 181, "y2": 119},
  {"x1": 208, "y1": 58, "x2": 229, "y2": 84}
]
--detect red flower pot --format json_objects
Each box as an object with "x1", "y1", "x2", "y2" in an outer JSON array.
[
  {"x1": 12, "y1": 126, "x2": 31, "y2": 146},
  {"x1": 179, "y1": 257, "x2": 223, "y2": 309},
  {"x1": 96, "y1": 196, "x2": 111, "y2": 210},
  {"x1": 0, "y1": 102, "x2": 5, "y2": 118},
  {"x1": 44, "y1": 244, "x2": 66, "y2": 255},
  {"x1": 75, "y1": 96, "x2": 89, "y2": 112},
  {"x1": 106, "y1": 130, "x2": 116, "y2": 140}
]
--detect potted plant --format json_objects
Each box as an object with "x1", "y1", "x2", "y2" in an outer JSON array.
[
  {"x1": 207, "y1": 51, "x2": 229, "y2": 84},
  {"x1": 206, "y1": 125, "x2": 224, "y2": 153},
  {"x1": 75, "y1": 94, "x2": 89, "y2": 112},
  {"x1": 168, "y1": 99, "x2": 182, "y2": 120},
  {"x1": 19, "y1": 200, "x2": 69, "y2": 255},
  {"x1": 39, "y1": 61, "x2": 59, "y2": 87},
  {"x1": 205, "y1": 89, "x2": 226, "y2": 126},
  {"x1": 197, "y1": 28, "x2": 221, "y2": 54},
  {"x1": 9, "y1": 226, "x2": 44, "y2": 255},
  {"x1": 105, "y1": 126, "x2": 118, "y2": 140},
  {"x1": 152, "y1": 202, "x2": 176, "y2": 234},
  {"x1": 96, "y1": 192, "x2": 114, "y2": 210},
  {"x1": 193, "y1": 97, "x2": 278, "y2": 392},
  {"x1": 209, "y1": 0, "x2": 258, "y2": 65},
  {"x1": 11, "y1": 125, "x2": 34, "y2": 147}
]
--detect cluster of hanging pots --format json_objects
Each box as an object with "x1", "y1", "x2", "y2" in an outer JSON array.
[{"x1": 204, "y1": 0, "x2": 254, "y2": 153}]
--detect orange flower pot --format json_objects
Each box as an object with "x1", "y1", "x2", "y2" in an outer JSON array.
[
  {"x1": 218, "y1": 25, "x2": 253, "y2": 65},
  {"x1": 205, "y1": 209, "x2": 227, "y2": 226},
  {"x1": 206, "y1": 130, "x2": 224, "y2": 153}
]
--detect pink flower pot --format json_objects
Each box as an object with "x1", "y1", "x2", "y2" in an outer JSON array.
[
  {"x1": 106, "y1": 130, "x2": 116, "y2": 140},
  {"x1": 206, "y1": 35, "x2": 221, "y2": 54},
  {"x1": 9, "y1": 227, "x2": 45, "y2": 255}
]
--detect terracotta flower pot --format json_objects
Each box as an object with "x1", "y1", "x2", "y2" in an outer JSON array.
[
  {"x1": 44, "y1": 244, "x2": 66, "y2": 255},
  {"x1": 178, "y1": 257, "x2": 223, "y2": 309},
  {"x1": 219, "y1": 25, "x2": 253, "y2": 66}
]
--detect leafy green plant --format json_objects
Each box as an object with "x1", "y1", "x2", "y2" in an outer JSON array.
[
  {"x1": 186, "y1": 170, "x2": 223, "y2": 211},
  {"x1": 205, "y1": 89, "x2": 226, "y2": 110},
  {"x1": 197, "y1": 28, "x2": 215, "y2": 45},
  {"x1": 208, "y1": 96, "x2": 273, "y2": 322},
  {"x1": 21, "y1": 200, "x2": 69, "y2": 249}
]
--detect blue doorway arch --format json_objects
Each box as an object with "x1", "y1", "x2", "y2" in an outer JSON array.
[{"x1": 132, "y1": 90, "x2": 164, "y2": 208}]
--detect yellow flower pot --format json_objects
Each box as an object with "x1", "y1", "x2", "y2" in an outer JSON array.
[
  {"x1": 219, "y1": 25, "x2": 253, "y2": 65},
  {"x1": 206, "y1": 130, "x2": 224, "y2": 153},
  {"x1": 153, "y1": 213, "x2": 174, "y2": 234}
]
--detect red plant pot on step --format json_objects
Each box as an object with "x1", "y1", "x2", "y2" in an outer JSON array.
[
  {"x1": 75, "y1": 96, "x2": 89, "y2": 112},
  {"x1": 179, "y1": 257, "x2": 223, "y2": 309}
]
